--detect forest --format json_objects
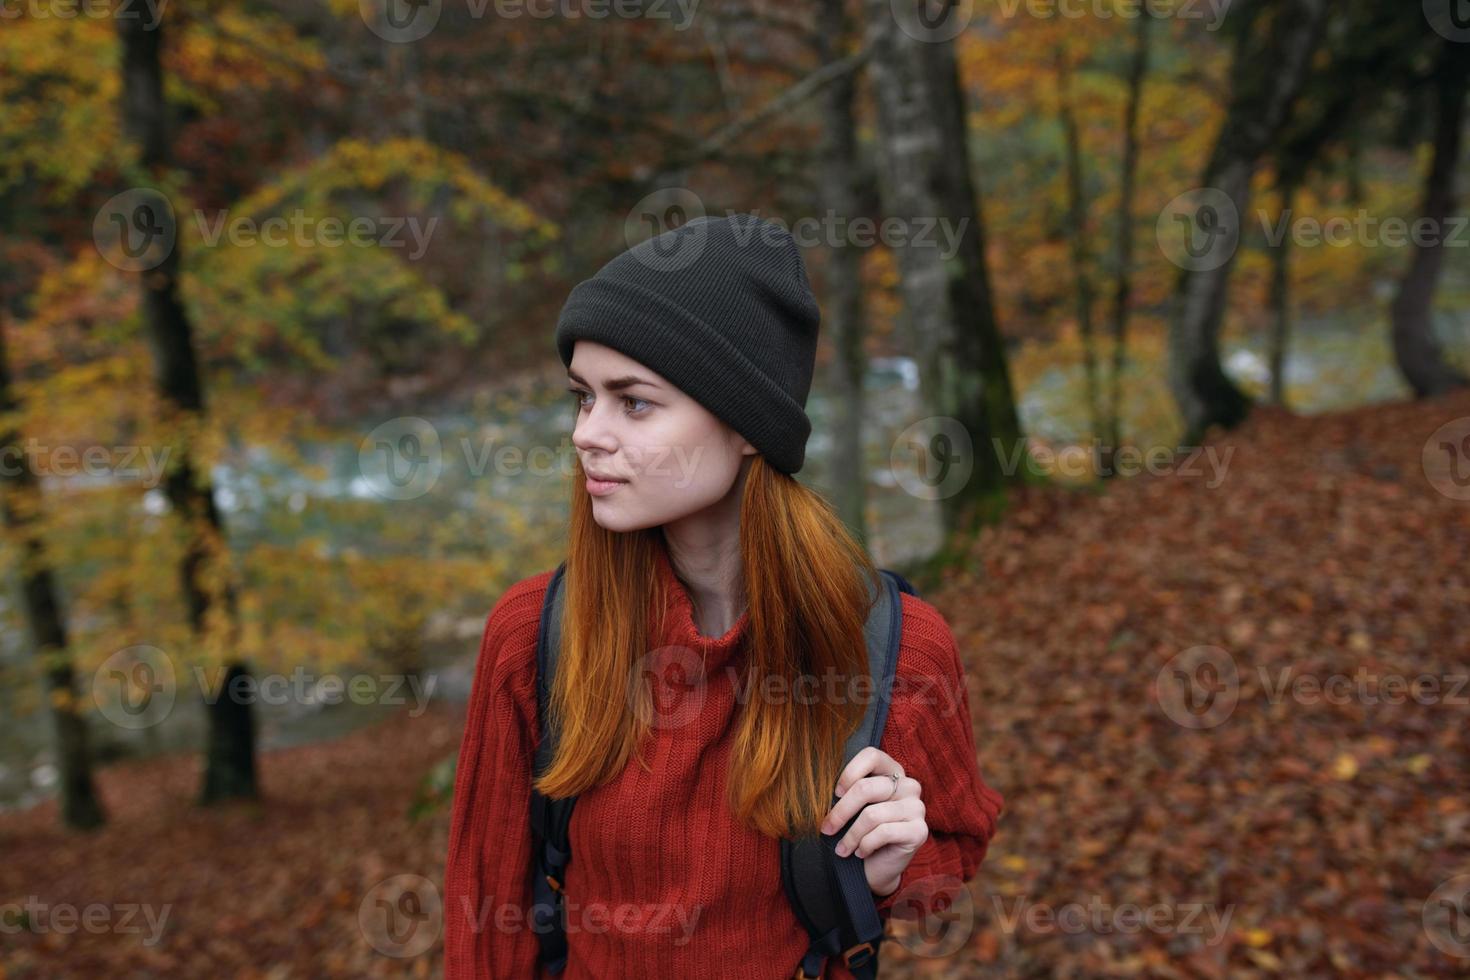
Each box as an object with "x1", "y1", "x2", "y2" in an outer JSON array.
[{"x1": 1, "y1": 0, "x2": 1469, "y2": 976}]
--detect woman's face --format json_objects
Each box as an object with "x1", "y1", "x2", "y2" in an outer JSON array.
[{"x1": 567, "y1": 340, "x2": 755, "y2": 533}]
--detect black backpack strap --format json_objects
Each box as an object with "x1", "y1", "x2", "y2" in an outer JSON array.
[
  {"x1": 886, "y1": 568, "x2": 918, "y2": 599},
  {"x1": 529, "y1": 561, "x2": 572, "y2": 974},
  {"x1": 780, "y1": 568, "x2": 906, "y2": 980}
]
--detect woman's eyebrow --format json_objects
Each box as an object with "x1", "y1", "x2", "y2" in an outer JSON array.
[{"x1": 566, "y1": 370, "x2": 661, "y2": 392}]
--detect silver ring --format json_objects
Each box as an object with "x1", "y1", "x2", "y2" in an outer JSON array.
[{"x1": 886, "y1": 771, "x2": 899, "y2": 798}]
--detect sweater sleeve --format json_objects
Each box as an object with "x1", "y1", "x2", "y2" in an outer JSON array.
[
  {"x1": 870, "y1": 597, "x2": 1004, "y2": 922},
  {"x1": 442, "y1": 572, "x2": 552, "y2": 979}
]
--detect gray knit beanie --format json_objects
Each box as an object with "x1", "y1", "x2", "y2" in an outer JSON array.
[{"x1": 554, "y1": 213, "x2": 821, "y2": 475}]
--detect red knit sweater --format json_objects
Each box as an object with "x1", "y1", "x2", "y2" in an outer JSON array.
[{"x1": 443, "y1": 544, "x2": 1003, "y2": 978}]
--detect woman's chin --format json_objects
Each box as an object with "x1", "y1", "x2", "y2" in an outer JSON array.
[{"x1": 590, "y1": 504, "x2": 655, "y2": 534}]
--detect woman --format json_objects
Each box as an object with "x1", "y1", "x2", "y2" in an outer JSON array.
[{"x1": 443, "y1": 213, "x2": 1003, "y2": 977}]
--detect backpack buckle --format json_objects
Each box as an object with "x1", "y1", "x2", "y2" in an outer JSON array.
[{"x1": 843, "y1": 941, "x2": 875, "y2": 967}]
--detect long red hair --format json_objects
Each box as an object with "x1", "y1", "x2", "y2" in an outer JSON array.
[{"x1": 532, "y1": 453, "x2": 879, "y2": 840}]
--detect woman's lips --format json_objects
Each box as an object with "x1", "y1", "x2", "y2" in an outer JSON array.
[{"x1": 585, "y1": 477, "x2": 627, "y2": 496}]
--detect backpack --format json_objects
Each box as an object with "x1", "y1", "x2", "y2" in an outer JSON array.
[{"x1": 528, "y1": 560, "x2": 918, "y2": 979}]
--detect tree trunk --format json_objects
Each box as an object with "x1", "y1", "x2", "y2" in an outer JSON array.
[
  {"x1": 1103, "y1": 9, "x2": 1151, "y2": 476},
  {"x1": 1390, "y1": 38, "x2": 1470, "y2": 398},
  {"x1": 863, "y1": 0, "x2": 1019, "y2": 550},
  {"x1": 1055, "y1": 42, "x2": 1101, "y2": 461},
  {"x1": 117, "y1": 12, "x2": 258, "y2": 804},
  {"x1": 0, "y1": 320, "x2": 106, "y2": 830},
  {"x1": 1167, "y1": 0, "x2": 1326, "y2": 444},
  {"x1": 816, "y1": 0, "x2": 876, "y2": 546},
  {"x1": 1267, "y1": 181, "x2": 1295, "y2": 407}
]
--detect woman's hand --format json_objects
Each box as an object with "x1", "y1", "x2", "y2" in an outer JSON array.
[{"x1": 819, "y1": 746, "x2": 929, "y2": 897}]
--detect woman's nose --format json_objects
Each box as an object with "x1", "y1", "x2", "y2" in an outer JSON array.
[{"x1": 571, "y1": 399, "x2": 618, "y2": 455}]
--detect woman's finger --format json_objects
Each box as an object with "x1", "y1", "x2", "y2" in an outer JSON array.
[
  {"x1": 834, "y1": 746, "x2": 904, "y2": 799},
  {"x1": 821, "y1": 774, "x2": 921, "y2": 837},
  {"x1": 832, "y1": 794, "x2": 925, "y2": 856},
  {"x1": 850, "y1": 812, "x2": 928, "y2": 860}
]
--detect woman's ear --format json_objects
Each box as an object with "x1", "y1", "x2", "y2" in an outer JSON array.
[{"x1": 727, "y1": 425, "x2": 757, "y2": 457}]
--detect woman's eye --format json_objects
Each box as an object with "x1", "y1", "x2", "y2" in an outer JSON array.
[{"x1": 566, "y1": 388, "x2": 650, "y2": 416}]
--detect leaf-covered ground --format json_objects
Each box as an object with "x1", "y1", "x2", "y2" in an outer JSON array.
[
  {"x1": 0, "y1": 703, "x2": 463, "y2": 979},
  {"x1": 881, "y1": 389, "x2": 1470, "y2": 978},
  {"x1": 3, "y1": 390, "x2": 1468, "y2": 979}
]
